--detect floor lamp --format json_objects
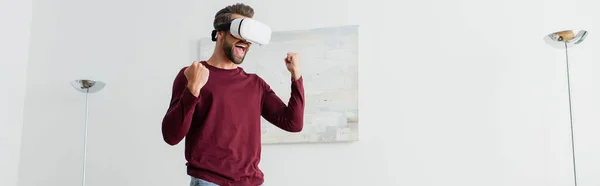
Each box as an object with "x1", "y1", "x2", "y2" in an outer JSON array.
[
  {"x1": 543, "y1": 30, "x2": 588, "y2": 186},
  {"x1": 71, "y1": 79, "x2": 106, "y2": 186}
]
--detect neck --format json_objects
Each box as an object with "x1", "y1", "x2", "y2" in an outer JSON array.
[{"x1": 207, "y1": 49, "x2": 237, "y2": 69}]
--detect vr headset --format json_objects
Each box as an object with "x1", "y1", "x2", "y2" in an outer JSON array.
[{"x1": 211, "y1": 18, "x2": 272, "y2": 46}]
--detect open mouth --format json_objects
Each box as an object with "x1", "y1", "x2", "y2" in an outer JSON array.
[
  {"x1": 233, "y1": 43, "x2": 248, "y2": 57},
  {"x1": 235, "y1": 43, "x2": 248, "y2": 50}
]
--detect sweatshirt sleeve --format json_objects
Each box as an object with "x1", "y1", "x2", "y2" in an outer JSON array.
[
  {"x1": 260, "y1": 76, "x2": 305, "y2": 132},
  {"x1": 161, "y1": 67, "x2": 201, "y2": 145}
]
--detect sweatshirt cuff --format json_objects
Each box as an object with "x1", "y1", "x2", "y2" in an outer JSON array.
[
  {"x1": 181, "y1": 88, "x2": 201, "y2": 107},
  {"x1": 292, "y1": 76, "x2": 303, "y2": 83},
  {"x1": 291, "y1": 76, "x2": 304, "y2": 90}
]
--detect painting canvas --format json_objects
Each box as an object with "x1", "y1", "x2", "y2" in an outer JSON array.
[{"x1": 198, "y1": 25, "x2": 359, "y2": 144}]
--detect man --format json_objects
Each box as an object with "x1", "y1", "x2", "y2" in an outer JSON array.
[{"x1": 161, "y1": 3, "x2": 305, "y2": 186}]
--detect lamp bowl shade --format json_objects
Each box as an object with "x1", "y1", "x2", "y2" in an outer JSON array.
[
  {"x1": 71, "y1": 79, "x2": 106, "y2": 93},
  {"x1": 544, "y1": 30, "x2": 588, "y2": 49}
]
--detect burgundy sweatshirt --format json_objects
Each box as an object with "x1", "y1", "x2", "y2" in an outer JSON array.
[{"x1": 161, "y1": 61, "x2": 304, "y2": 186}]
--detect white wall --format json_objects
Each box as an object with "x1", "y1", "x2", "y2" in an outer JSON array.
[
  {"x1": 0, "y1": 0, "x2": 32, "y2": 185},
  {"x1": 18, "y1": 0, "x2": 600, "y2": 186}
]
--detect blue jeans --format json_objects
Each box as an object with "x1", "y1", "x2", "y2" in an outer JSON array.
[
  {"x1": 190, "y1": 177, "x2": 219, "y2": 186},
  {"x1": 190, "y1": 177, "x2": 263, "y2": 186}
]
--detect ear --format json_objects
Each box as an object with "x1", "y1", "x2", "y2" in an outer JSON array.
[{"x1": 217, "y1": 31, "x2": 225, "y2": 41}]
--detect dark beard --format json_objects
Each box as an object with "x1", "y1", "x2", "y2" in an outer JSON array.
[{"x1": 222, "y1": 37, "x2": 245, "y2": 65}]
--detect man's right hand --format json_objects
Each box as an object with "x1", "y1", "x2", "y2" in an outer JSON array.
[{"x1": 184, "y1": 61, "x2": 209, "y2": 97}]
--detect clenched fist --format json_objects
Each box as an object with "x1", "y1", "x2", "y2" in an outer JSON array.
[
  {"x1": 184, "y1": 61, "x2": 209, "y2": 97},
  {"x1": 285, "y1": 52, "x2": 302, "y2": 80}
]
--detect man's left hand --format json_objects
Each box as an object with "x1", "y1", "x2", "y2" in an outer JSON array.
[{"x1": 285, "y1": 52, "x2": 302, "y2": 80}]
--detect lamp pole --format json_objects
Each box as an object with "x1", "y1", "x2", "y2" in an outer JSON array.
[
  {"x1": 71, "y1": 79, "x2": 106, "y2": 186},
  {"x1": 543, "y1": 29, "x2": 588, "y2": 186}
]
